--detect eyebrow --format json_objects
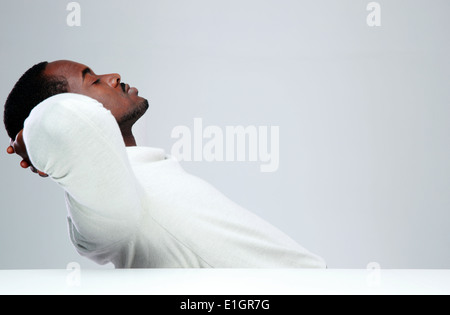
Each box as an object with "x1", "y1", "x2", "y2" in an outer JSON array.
[{"x1": 81, "y1": 67, "x2": 92, "y2": 82}]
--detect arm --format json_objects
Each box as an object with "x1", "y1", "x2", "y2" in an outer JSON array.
[
  {"x1": 22, "y1": 93, "x2": 144, "y2": 244},
  {"x1": 7, "y1": 131, "x2": 48, "y2": 177}
]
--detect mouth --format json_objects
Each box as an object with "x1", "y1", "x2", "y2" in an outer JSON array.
[{"x1": 121, "y1": 83, "x2": 139, "y2": 95}]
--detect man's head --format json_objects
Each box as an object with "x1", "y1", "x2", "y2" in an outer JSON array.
[
  {"x1": 4, "y1": 60, "x2": 149, "y2": 140},
  {"x1": 3, "y1": 62, "x2": 68, "y2": 140}
]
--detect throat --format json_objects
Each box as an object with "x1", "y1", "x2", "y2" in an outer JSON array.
[{"x1": 120, "y1": 128, "x2": 137, "y2": 147}]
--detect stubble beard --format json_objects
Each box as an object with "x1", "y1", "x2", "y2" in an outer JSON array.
[{"x1": 118, "y1": 99, "x2": 150, "y2": 127}]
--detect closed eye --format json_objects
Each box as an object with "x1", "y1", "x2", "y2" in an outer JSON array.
[{"x1": 92, "y1": 79, "x2": 101, "y2": 85}]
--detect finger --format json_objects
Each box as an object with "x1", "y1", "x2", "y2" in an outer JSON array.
[
  {"x1": 7, "y1": 146, "x2": 15, "y2": 154},
  {"x1": 20, "y1": 160, "x2": 30, "y2": 169},
  {"x1": 38, "y1": 172, "x2": 49, "y2": 178},
  {"x1": 30, "y1": 166, "x2": 38, "y2": 174}
]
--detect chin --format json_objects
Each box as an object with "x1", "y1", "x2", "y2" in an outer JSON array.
[
  {"x1": 138, "y1": 98, "x2": 149, "y2": 113},
  {"x1": 121, "y1": 99, "x2": 149, "y2": 125}
]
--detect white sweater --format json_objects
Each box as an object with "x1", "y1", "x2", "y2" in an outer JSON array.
[{"x1": 23, "y1": 93, "x2": 326, "y2": 269}]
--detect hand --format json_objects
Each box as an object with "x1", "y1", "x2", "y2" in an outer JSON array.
[{"x1": 7, "y1": 129, "x2": 49, "y2": 178}]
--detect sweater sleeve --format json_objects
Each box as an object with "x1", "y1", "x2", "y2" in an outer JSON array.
[{"x1": 23, "y1": 93, "x2": 144, "y2": 247}]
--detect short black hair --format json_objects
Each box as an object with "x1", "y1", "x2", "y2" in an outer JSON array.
[{"x1": 3, "y1": 62, "x2": 69, "y2": 140}]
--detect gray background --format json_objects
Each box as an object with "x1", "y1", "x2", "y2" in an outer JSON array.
[{"x1": 0, "y1": 0, "x2": 449, "y2": 270}]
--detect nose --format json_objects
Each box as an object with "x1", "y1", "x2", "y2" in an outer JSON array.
[{"x1": 103, "y1": 73, "x2": 121, "y2": 88}]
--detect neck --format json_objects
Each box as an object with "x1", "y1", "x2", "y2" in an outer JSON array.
[{"x1": 121, "y1": 128, "x2": 137, "y2": 147}]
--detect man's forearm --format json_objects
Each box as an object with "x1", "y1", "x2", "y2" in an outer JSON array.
[{"x1": 23, "y1": 93, "x2": 144, "y2": 242}]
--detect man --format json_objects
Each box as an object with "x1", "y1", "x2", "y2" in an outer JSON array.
[{"x1": 4, "y1": 60, "x2": 326, "y2": 268}]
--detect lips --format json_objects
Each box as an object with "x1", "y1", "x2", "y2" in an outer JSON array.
[
  {"x1": 121, "y1": 83, "x2": 138, "y2": 95},
  {"x1": 128, "y1": 87, "x2": 139, "y2": 95}
]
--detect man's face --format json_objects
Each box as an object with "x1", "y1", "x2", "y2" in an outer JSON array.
[{"x1": 44, "y1": 60, "x2": 149, "y2": 127}]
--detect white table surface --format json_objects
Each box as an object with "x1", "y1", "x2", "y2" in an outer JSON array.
[{"x1": 0, "y1": 269, "x2": 449, "y2": 295}]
